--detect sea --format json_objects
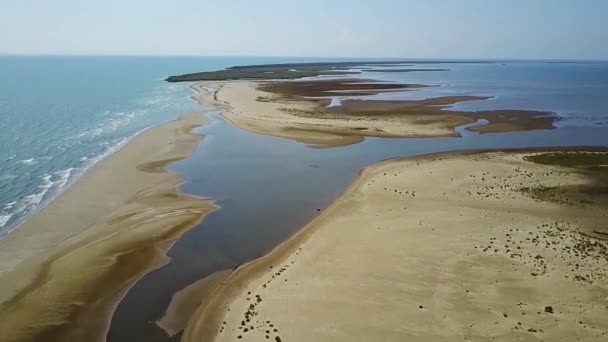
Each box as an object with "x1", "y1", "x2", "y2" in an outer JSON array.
[{"x1": 0, "y1": 56, "x2": 607, "y2": 239}]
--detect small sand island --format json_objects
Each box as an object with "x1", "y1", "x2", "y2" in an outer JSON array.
[
  {"x1": 184, "y1": 150, "x2": 608, "y2": 342},
  {"x1": 181, "y1": 63, "x2": 556, "y2": 148},
  {"x1": 213, "y1": 79, "x2": 554, "y2": 146}
]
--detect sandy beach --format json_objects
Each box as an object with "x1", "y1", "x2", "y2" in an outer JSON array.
[
  {"x1": 184, "y1": 150, "x2": 608, "y2": 342},
  {"x1": 0, "y1": 113, "x2": 215, "y2": 342},
  {"x1": 207, "y1": 80, "x2": 554, "y2": 148}
]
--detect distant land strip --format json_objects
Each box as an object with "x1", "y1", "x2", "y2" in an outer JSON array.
[
  {"x1": 165, "y1": 61, "x2": 491, "y2": 82},
  {"x1": 366, "y1": 68, "x2": 450, "y2": 73}
]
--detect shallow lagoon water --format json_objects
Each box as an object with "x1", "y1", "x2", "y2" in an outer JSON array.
[{"x1": 108, "y1": 104, "x2": 608, "y2": 342}]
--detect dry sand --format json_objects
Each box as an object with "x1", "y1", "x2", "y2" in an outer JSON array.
[
  {"x1": 0, "y1": 113, "x2": 215, "y2": 342},
  {"x1": 184, "y1": 150, "x2": 608, "y2": 342}
]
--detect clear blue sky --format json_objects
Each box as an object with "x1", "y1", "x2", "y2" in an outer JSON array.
[{"x1": 1, "y1": 0, "x2": 607, "y2": 60}]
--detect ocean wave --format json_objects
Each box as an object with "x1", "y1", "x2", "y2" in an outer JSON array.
[
  {"x1": 0, "y1": 214, "x2": 12, "y2": 228},
  {"x1": 73, "y1": 110, "x2": 141, "y2": 139},
  {"x1": 0, "y1": 174, "x2": 16, "y2": 181},
  {"x1": 24, "y1": 175, "x2": 54, "y2": 207},
  {"x1": 0, "y1": 167, "x2": 76, "y2": 230},
  {"x1": 19, "y1": 158, "x2": 36, "y2": 165},
  {"x1": 3, "y1": 201, "x2": 17, "y2": 210},
  {"x1": 55, "y1": 168, "x2": 74, "y2": 189}
]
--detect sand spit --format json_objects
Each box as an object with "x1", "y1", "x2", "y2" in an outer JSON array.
[
  {"x1": 184, "y1": 150, "x2": 608, "y2": 342},
  {"x1": 207, "y1": 80, "x2": 554, "y2": 148},
  {"x1": 0, "y1": 113, "x2": 216, "y2": 342},
  {"x1": 157, "y1": 270, "x2": 232, "y2": 337}
]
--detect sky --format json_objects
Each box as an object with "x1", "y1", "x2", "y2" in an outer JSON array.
[{"x1": 1, "y1": 0, "x2": 607, "y2": 60}]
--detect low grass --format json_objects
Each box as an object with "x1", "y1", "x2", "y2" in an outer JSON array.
[{"x1": 524, "y1": 152, "x2": 608, "y2": 168}]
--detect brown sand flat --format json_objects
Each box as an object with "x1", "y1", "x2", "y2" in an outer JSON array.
[
  {"x1": 184, "y1": 150, "x2": 608, "y2": 342},
  {"x1": 0, "y1": 113, "x2": 215, "y2": 342}
]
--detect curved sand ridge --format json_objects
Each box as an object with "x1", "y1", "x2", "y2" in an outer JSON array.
[
  {"x1": 183, "y1": 150, "x2": 608, "y2": 342},
  {"x1": 0, "y1": 113, "x2": 216, "y2": 342}
]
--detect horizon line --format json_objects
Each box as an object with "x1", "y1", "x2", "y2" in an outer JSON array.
[{"x1": 0, "y1": 53, "x2": 607, "y2": 63}]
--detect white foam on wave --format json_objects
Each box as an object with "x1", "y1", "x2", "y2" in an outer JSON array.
[
  {"x1": 19, "y1": 158, "x2": 36, "y2": 165},
  {"x1": 74, "y1": 110, "x2": 141, "y2": 139},
  {"x1": 0, "y1": 167, "x2": 76, "y2": 231},
  {"x1": 55, "y1": 168, "x2": 74, "y2": 189},
  {"x1": 24, "y1": 174, "x2": 54, "y2": 207},
  {"x1": 0, "y1": 214, "x2": 12, "y2": 228},
  {"x1": 3, "y1": 201, "x2": 17, "y2": 210}
]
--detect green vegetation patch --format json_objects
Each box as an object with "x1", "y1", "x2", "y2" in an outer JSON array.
[{"x1": 523, "y1": 151, "x2": 608, "y2": 168}]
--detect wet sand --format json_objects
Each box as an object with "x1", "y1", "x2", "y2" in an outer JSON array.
[
  {"x1": 208, "y1": 80, "x2": 555, "y2": 148},
  {"x1": 0, "y1": 113, "x2": 216, "y2": 342},
  {"x1": 183, "y1": 150, "x2": 608, "y2": 342}
]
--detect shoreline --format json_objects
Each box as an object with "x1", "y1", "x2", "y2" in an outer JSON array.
[
  {"x1": 1, "y1": 123, "x2": 155, "y2": 239},
  {"x1": 182, "y1": 147, "x2": 608, "y2": 342},
  {"x1": 0, "y1": 112, "x2": 216, "y2": 342}
]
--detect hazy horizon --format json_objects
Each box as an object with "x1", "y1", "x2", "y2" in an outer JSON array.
[
  {"x1": 1, "y1": 0, "x2": 607, "y2": 60},
  {"x1": 1, "y1": 54, "x2": 608, "y2": 62}
]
